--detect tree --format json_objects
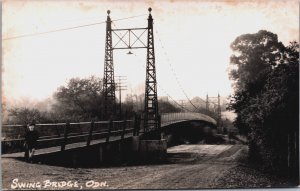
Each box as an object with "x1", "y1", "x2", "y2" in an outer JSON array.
[
  {"x1": 53, "y1": 76, "x2": 105, "y2": 121},
  {"x1": 158, "y1": 100, "x2": 181, "y2": 113},
  {"x1": 228, "y1": 30, "x2": 299, "y2": 175},
  {"x1": 229, "y1": 30, "x2": 285, "y2": 91},
  {"x1": 258, "y1": 42, "x2": 299, "y2": 173},
  {"x1": 8, "y1": 107, "x2": 42, "y2": 125},
  {"x1": 229, "y1": 30, "x2": 286, "y2": 134}
]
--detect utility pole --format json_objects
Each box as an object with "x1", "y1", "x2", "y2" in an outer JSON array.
[
  {"x1": 206, "y1": 94, "x2": 209, "y2": 112},
  {"x1": 217, "y1": 94, "x2": 221, "y2": 128},
  {"x1": 115, "y1": 76, "x2": 127, "y2": 119},
  {"x1": 179, "y1": 100, "x2": 185, "y2": 112}
]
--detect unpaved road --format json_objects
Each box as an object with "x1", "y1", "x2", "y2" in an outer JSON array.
[{"x1": 2, "y1": 144, "x2": 252, "y2": 189}]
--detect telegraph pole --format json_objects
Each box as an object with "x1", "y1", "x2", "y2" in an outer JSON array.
[
  {"x1": 206, "y1": 94, "x2": 209, "y2": 111},
  {"x1": 217, "y1": 94, "x2": 221, "y2": 128},
  {"x1": 179, "y1": 100, "x2": 185, "y2": 112},
  {"x1": 115, "y1": 76, "x2": 127, "y2": 119}
]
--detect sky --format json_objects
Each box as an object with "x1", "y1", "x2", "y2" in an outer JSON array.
[{"x1": 2, "y1": 0, "x2": 299, "y2": 105}]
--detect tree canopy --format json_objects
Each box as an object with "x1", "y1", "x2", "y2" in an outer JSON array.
[
  {"x1": 228, "y1": 30, "x2": 299, "y2": 174},
  {"x1": 8, "y1": 107, "x2": 41, "y2": 125},
  {"x1": 53, "y1": 76, "x2": 104, "y2": 121},
  {"x1": 229, "y1": 30, "x2": 286, "y2": 90}
]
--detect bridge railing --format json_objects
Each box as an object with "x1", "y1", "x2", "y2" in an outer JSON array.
[
  {"x1": 2, "y1": 112, "x2": 216, "y2": 154},
  {"x1": 2, "y1": 119, "x2": 138, "y2": 154}
]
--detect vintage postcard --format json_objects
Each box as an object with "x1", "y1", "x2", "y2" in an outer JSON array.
[{"x1": 1, "y1": 0, "x2": 299, "y2": 190}]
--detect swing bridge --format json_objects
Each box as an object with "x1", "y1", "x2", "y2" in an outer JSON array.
[{"x1": 2, "y1": 8, "x2": 221, "y2": 164}]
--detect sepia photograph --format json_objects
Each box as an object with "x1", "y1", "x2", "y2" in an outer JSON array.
[{"x1": 1, "y1": 0, "x2": 299, "y2": 190}]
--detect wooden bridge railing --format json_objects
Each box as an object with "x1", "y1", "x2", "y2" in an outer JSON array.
[
  {"x1": 2, "y1": 112, "x2": 216, "y2": 154},
  {"x1": 2, "y1": 116, "x2": 142, "y2": 154}
]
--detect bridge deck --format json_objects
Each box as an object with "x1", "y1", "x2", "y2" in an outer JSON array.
[{"x1": 2, "y1": 113, "x2": 217, "y2": 158}]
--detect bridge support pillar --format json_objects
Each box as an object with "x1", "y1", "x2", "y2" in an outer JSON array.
[
  {"x1": 132, "y1": 136, "x2": 140, "y2": 151},
  {"x1": 99, "y1": 146, "x2": 103, "y2": 163},
  {"x1": 139, "y1": 139, "x2": 167, "y2": 162}
]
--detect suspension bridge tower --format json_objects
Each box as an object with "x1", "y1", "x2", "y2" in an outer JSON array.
[
  {"x1": 103, "y1": 10, "x2": 116, "y2": 119},
  {"x1": 206, "y1": 94, "x2": 222, "y2": 131},
  {"x1": 102, "y1": 8, "x2": 159, "y2": 133},
  {"x1": 144, "y1": 8, "x2": 159, "y2": 131}
]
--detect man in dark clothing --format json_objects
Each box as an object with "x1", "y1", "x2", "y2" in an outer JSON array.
[{"x1": 24, "y1": 122, "x2": 39, "y2": 162}]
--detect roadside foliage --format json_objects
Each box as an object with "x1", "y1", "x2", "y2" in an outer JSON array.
[{"x1": 228, "y1": 30, "x2": 299, "y2": 177}]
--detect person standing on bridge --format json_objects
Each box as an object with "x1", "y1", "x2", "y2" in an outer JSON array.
[{"x1": 24, "y1": 121, "x2": 39, "y2": 162}]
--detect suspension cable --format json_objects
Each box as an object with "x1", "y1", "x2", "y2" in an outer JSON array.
[
  {"x1": 154, "y1": 29, "x2": 200, "y2": 112},
  {"x1": 3, "y1": 14, "x2": 147, "y2": 41},
  {"x1": 109, "y1": 21, "x2": 193, "y2": 113},
  {"x1": 130, "y1": 52, "x2": 192, "y2": 112}
]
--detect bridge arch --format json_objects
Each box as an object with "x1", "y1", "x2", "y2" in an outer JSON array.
[
  {"x1": 161, "y1": 112, "x2": 217, "y2": 127},
  {"x1": 141, "y1": 112, "x2": 217, "y2": 142}
]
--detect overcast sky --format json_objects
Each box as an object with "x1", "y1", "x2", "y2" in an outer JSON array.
[{"x1": 2, "y1": 0, "x2": 299, "y2": 104}]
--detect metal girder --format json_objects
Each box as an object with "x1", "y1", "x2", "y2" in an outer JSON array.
[
  {"x1": 112, "y1": 27, "x2": 148, "y2": 31},
  {"x1": 112, "y1": 47, "x2": 147, "y2": 50},
  {"x1": 111, "y1": 27, "x2": 148, "y2": 50}
]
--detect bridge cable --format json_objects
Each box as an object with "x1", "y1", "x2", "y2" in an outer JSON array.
[
  {"x1": 3, "y1": 14, "x2": 147, "y2": 41},
  {"x1": 130, "y1": 51, "x2": 192, "y2": 112},
  {"x1": 154, "y1": 29, "x2": 200, "y2": 112},
  {"x1": 110, "y1": 21, "x2": 193, "y2": 113}
]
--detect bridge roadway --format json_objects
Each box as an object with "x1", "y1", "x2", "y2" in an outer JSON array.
[{"x1": 2, "y1": 112, "x2": 217, "y2": 158}]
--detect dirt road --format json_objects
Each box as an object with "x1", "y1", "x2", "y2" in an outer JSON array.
[{"x1": 2, "y1": 144, "x2": 282, "y2": 190}]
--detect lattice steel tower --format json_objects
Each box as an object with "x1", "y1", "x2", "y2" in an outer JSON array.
[
  {"x1": 144, "y1": 8, "x2": 159, "y2": 131},
  {"x1": 103, "y1": 10, "x2": 116, "y2": 119},
  {"x1": 102, "y1": 8, "x2": 159, "y2": 131},
  {"x1": 206, "y1": 94, "x2": 222, "y2": 128}
]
